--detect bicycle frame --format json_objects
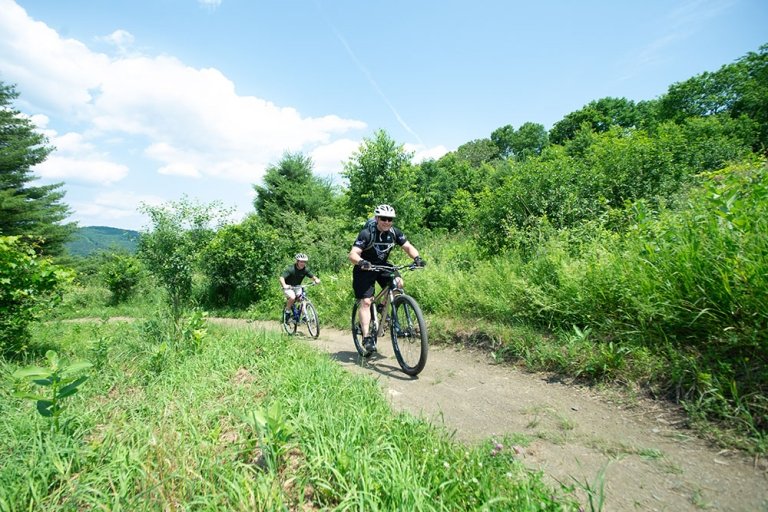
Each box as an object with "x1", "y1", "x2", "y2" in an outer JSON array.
[
  {"x1": 363, "y1": 264, "x2": 415, "y2": 338},
  {"x1": 369, "y1": 281, "x2": 402, "y2": 338},
  {"x1": 284, "y1": 283, "x2": 319, "y2": 320}
]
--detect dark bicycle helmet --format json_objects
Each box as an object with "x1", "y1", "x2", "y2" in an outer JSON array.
[
  {"x1": 373, "y1": 204, "x2": 396, "y2": 217},
  {"x1": 295, "y1": 253, "x2": 309, "y2": 261}
]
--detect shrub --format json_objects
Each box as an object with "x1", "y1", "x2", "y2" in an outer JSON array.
[
  {"x1": 0, "y1": 236, "x2": 72, "y2": 357},
  {"x1": 99, "y1": 251, "x2": 145, "y2": 304}
]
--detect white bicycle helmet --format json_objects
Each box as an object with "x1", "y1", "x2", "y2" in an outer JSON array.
[
  {"x1": 295, "y1": 253, "x2": 309, "y2": 261},
  {"x1": 373, "y1": 204, "x2": 396, "y2": 218}
]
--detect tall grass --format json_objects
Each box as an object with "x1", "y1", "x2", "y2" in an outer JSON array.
[
  {"x1": 44, "y1": 162, "x2": 765, "y2": 450},
  {"x1": 1, "y1": 319, "x2": 579, "y2": 511},
  {"x1": 277, "y1": 160, "x2": 768, "y2": 449}
]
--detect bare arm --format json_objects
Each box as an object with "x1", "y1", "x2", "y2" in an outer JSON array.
[
  {"x1": 348, "y1": 246, "x2": 364, "y2": 266},
  {"x1": 401, "y1": 241, "x2": 419, "y2": 260}
]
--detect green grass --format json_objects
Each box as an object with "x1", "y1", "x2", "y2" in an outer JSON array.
[
  {"x1": 258, "y1": 162, "x2": 767, "y2": 452},
  {"x1": 1, "y1": 318, "x2": 579, "y2": 511}
]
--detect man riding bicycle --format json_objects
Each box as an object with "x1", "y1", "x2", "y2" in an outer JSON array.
[
  {"x1": 348, "y1": 204, "x2": 425, "y2": 354},
  {"x1": 280, "y1": 253, "x2": 320, "y2": 323}
]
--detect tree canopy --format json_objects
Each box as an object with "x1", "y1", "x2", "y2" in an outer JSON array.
[
  {"x1": 253, "y1": 152, "x2": 336, "y2": 227},
  {"x1": 342, "y1": 129, "x2": 422, "y2": 229}
]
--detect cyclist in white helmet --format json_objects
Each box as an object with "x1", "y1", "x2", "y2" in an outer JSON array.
[
  {"x1": 279, "y1": 253, "x2": 320, "y2": 323},
  {"x1": 348, "y1": 204, "x2": 425, "y2": 354}
]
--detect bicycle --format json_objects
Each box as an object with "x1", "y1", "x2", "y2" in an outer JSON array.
[
  {"x1": 351, "y1": 263, "x2": 428, "y2": 376},
  {"x1": 281, "y1": 283, "x2": 320, "y2": 338}
]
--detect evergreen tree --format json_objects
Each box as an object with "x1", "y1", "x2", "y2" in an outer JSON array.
[{"x1": 0, "y1": 82, "x2": 75, "y2": 255}]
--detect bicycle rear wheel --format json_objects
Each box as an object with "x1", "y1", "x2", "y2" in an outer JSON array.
[
  {"x1": 351, "y1": 301, "x2": 376, "y2": 357},
  {"x1": 304, "y1": 301, "x2": 320, "y2": 338},
  {"x1": 390, "y1": 294, "x2": 428, "y2": 376},
  {"x1": 281, "y1": 306, "x2": 296, "y2": 335}
]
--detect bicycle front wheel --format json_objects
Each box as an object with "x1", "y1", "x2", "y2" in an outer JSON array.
[
  {"x1": 281, "y1": 307, "x2": 296, "y2": 335},
  {"x1": 304, "y1": 301, "x2": 320, "y2": 338},
  {"x1": 390, "y1": 294, "x2": 428, "y2": 376}
]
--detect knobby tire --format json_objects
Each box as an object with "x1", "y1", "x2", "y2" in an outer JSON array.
[
  {"x1": 305, "y1": 302, "x2": 320, "y2": 338},
  {"x1": 390, "y1": 294, "x2": 428, "y2": 376},
  {"x1": 282, "y1": 306, "x2": 297, "y2": 335},
  {"x1": 351, "y1": 301, "x2": 376, "y2": 357}
]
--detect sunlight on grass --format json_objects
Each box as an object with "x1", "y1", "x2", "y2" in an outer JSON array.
[{"x1": 1, "y1": 319, "x2": 581, "y2": 511}]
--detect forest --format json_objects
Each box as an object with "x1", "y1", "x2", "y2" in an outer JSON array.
[{"x1": 1, "y1": 43, "x2": 767, "y2": 510}]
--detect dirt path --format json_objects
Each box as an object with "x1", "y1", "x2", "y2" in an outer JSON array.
[{"x1": 212, "y1": 318, "x2": 767, "y2": 512}]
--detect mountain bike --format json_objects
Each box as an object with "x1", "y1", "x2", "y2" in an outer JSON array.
[
  {"x1": 351, "y1": 263, "x2": 428, "y2": 376},
  {"x1": 281, "y1": 283, "x2": 320, "y2": 338}
]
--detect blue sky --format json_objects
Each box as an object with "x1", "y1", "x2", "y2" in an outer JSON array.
[{"x1": 1, "y1": 0, "x2": 766, "y2": 231}]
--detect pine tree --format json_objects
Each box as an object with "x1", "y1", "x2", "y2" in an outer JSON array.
[{"x1": 0, "y1": 82, "x2": 75, "y2": 255}]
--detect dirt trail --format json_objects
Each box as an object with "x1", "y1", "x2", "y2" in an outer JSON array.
[{"x1": 211, "y1": 318, "x2": 767, "y2": 512}]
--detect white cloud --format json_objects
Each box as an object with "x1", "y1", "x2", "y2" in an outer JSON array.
[
  {"x1": 311, "y1": 138, "x2": 361, "y2": 174},
  {"x1": 0, "y1": 0, "x2": 367, "y2": 184},
  {"x1": 0, "y1": 0, "x2": 110, "y2": 114},
  {"x1": 71, "y1": 191, "x2": 165, "y2": 228},
  {"x1": 35, "y1": 155, "x2": 129, "y2": 185},
  {"x1": 405, "y1": 143, "x2": 450, "y2": 163},
  {"x1": 31, "y1": 129, "x2": 129, "y2": 185}
]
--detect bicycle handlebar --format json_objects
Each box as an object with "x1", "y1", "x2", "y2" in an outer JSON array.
[
  {"x1": 284, "y1": 282, "x2": 319, "y2": 290},
  {"x1": 365, "y1": 263, "x2": 424, "y2": 272}
]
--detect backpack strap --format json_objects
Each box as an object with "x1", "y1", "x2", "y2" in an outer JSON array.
[{"x1": 363, "y1": 218, "x2": 377, "y2": 251}]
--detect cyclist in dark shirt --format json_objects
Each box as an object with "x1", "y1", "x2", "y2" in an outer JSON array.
[
  {"x1": 347, "y1": 204, "x2": 424, "y2": 353},
  {"x1": 279, "y1": 253, "x2": 320, "y2": 322}
]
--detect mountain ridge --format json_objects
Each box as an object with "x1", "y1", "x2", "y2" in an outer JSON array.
[{"x1": 65, "y1": 225, "x2": 140, "y2": 257}]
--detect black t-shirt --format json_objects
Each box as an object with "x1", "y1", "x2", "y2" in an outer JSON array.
[
  {"x1": 281, "y1": 264, "x2": 315, "y2": 286},
  {"x1": 353, "y1": 226, "x2": 407, "y2": 265}
]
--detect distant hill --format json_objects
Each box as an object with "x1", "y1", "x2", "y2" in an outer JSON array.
[{"x1": 65, "y1": 226, "x2": 140, "y2": 258}]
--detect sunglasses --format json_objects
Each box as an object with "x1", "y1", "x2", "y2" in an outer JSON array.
[{"x1": 379, "y1": 217, "x2": 394, "y2": 222}]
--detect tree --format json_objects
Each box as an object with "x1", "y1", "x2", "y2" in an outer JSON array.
[
  {"x1": 490, "y1": 125, "x2": 515, "y2": 159},
  {"x1": 731, "y1": 44, "x2": 768, "y2": 152},
  {"x1": 138, "y1": 196, "x2": 232, "y2": 325},
  {"x1": 453, "y1": 138, "x2": 500, "y2": 167},
  {"x1": 510, "y1": 122, "x2": 549, "y2": 161},
  {"x1": 549, "y1": 97, "x2": 641, "y2": 145},
  {"x1": 0, "y1": 82, "x2": 75, "y2": 255},
  {"x1": 415, "y1": 154, "x2": 488, "y2": 231},
  {"x1": 253, "y1": 152, "x2": 337, "y2": 226},
  {"x1": 491, "y1": 123, "x2": 549, "y2": 161},
  {"x1": 657, "y1": 44, "x2": 768, "y2": 152},
  {"x1": 342, "y1": 129, "x2": 422, "y2": 231}
]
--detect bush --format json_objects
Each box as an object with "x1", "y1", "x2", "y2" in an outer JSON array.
[
  {"x1": 199, "y1": 215, "x2": 283, "y2": 307},
  {"x1": 99, "y1": 251, "x2": 145, "y2": 304},
  {"x1": 0, "y1": 236, "x2": 72, "y2": 357}
]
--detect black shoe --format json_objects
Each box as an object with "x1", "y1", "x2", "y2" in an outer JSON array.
[
  {"x1": 283, "y1": 310, "x2": 291, "y2": 322},
  {"x1": 363, "y1": 336, "x2": 376, "y2": 355}
]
